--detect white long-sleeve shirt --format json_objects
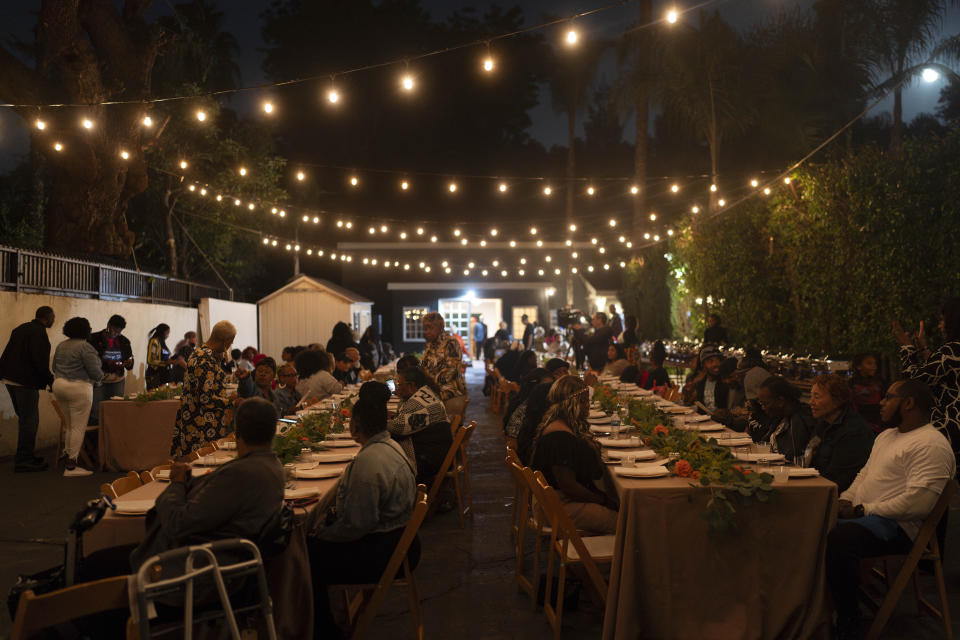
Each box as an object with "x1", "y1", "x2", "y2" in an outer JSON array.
[{"x1": 840, "y1": 423, "x2": 955, "y2": 539}]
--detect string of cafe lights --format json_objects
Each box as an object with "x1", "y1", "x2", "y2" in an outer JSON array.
[{"x1": 4, "y1": 0, "x2": 712, "y2": 111}]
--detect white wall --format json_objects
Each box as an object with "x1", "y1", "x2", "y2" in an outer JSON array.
[
  {"x1": 259, "y1": 290, "x2": 351, "y2": 361},
  {"x1": 0, "y1": 290, "x2": 200, "y2": 456},
  {"x1": 199, "y1": 298, "x2": 258, "y2": 353}
]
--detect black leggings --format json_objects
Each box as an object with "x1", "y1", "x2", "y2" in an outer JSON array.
[{"x1": 306, "y1": 529, "x2": 421, "y2": 639}]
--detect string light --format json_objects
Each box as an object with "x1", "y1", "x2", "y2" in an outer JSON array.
[
  {"x1": 416, "y1": 227, "x2": 424, "y2": 236},
  {"x1": 530, "y1": 227, "x2": 537, "y2": 235},
  {"x1": 498, "y1": 182, "x2": 508, "y2": 193},
  {"x1": 81, "y1": 118, "x2": 94, "y2": 130},
  {"x1": 482, "y1": 56, "x2": 495, "y2": 73},
  {"x1": 630, "y1": 185, "x2": 639, "y2": 195},
  {"x1": 401, "y1": 74, "x2": 415, "y2": 92},
  {"x1": 710, "y1": 184, "x2": 717, "y2": 192},
  {"x1": 666, "y1": 8, "x2": 679, "y2": 24},
  {"x1": 691, "y1": 205, "x2": 700, "y2": 213},
  {"x1": 509, "y1": 240, "x2": 516, "y2": 247},
  {"x1": 565, "y1": 27, "x2": 578, "y2": 46},
  {"x1": 380, "y1": 224, "x2": 388, "y2": 233},
  {"x1": 598, "y1": 247, "x2": 606, "y2": 254},
  {"x1": 327, "y1": 88, "x2": 340, "y2": 104},
  {"x1": 608, "y1": 219, "x2": 616, "y2": 227},
  {"x1": 453, "y1": 228, "x2": 461, "y2": 237},
  {"x1": 296, "y1": 171, "x2": 305, "y2": 181},
  {"x1": 482, "y1": 269, "x2": 489, "y2": 276},
  {"x1": 188, "y1": 184, "x2": 196, "y2": 192},
  {"x1": 570, "y1": 267, "x2": 577, "y2": 274},
  {"x1": 492, "y1": 259, "x2": 500, "y2": 267},
  {"x1": 400, "y1": 231, "x2": 407, "y2": 239},
  {"x1": 566, "y1": 239, "x2": 573, "y2": 246},
  {"x1": 519, "y1": 258, "x2": 526, "y2": 265},
  {"x1": 480, "y1": 240, "x2": 487, "y2": 247},
  {"x1": 271, "y1": 239, "x2": 277, "y2": 246},
  {"x1": 200, "y1": 188, "x2": 207, "y2": 196},
  {"x1": 501, "y1": 270, "x2": 508, "y2": 277},
  {"x1": 180, "y1": 160, "x2": 188, "y2": 170},
  {"x1": 649, "y1": 213, "x2": 657, "y2": 221},
  {"x1": 670, "y1": 184, "x2": 679, "y2": 193},
  {"x1": 262, "y1": 101, "x2": 274, "y2": 114},
  {"x1": 142, "y1": 115, "x2": 153, "y2": 127},
  {"x1": 718, "y1": 198, "x2": 726, "y2": 207},
  {"x1": 248, "y1": 203, "x2": 255, "y2": 210},
  {"x1": 554, "y1": 268, "x2": 561, "y2": 275},
  {"x1": 35, "y1": 119, "x2": 45, "y2": 130},
  {"x1": 543, "y1": 186, "x2": 552, "y2": 196},
  {"x1": 586, "y1": 186, "x2": 595, "y2": 196},
  {"x1": 490, "y1": 228, "x2": 498, "y2": 236},
  {"x1": 571, "y1": 252, "x2": 578, "y2": 259},
  {"x1": 536, "y1": 240, "x2": 543, "y2": 247},
  {"x1": 238, "y1": 167, "x2": 247, "y2": 176},
  {"x1": 538, "y1": 268, "x2": 545, "y2": 276},
  {"x1": 591, "y1": 238, "x2": 598, "y2": 245},
  {"x1": 448, "y1": 182, "x2": 457, "y2": 193},
  {"x1": 763, "y1": 187, "x2": 771, "y2": 195},
  {"x1": 430, "y1": 235, "x2": 438, "y2": 243},
  {"x1": 307, "y1": 249, "x2": 313, "y2": 255},
  {"x1": 313, "y1": 216, "x2": 320, "y2": 223},
  {"x1": 569, "y1": 223, "x2": 577, "y2": 232},
  {"x1": 750, "y1": 179, "x2": 759, "y2": 188},
  {"x1": 119, "y1": 150, "x2": 129, "y2": 160},
  {"x1": 263, "y1": 237, "x2": 269, "y2": 245},
  {"x1": 400, "y1": 180, "x2": 409, "y2": 191},
  {"x1": 461, "y1": 238, "x2": 468, "y2": 245},
  {"x1": 518, "y1": 269, "x2": 525, "y2": 276},
  {"x1": 349, "y1": 176, "x2": 358, "y2": 186},
  {"x1": 644, "y1": 232, "x2": 651, "y2": 240},
  {"x1": 667, "y1": 229, "x2": 675, "y2": 236},
  {"x1": 545, "y1": 255, "x2": 552, "y2": 262},
  {"x1": 196, "y1": 110, "x2": 207, "y2": 122}
]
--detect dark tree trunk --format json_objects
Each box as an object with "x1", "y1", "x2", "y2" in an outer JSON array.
[
  {"x1": 890, "y1": 87, "x2": 903, "y2": 150},
  {"x1": 0, "y1": 0, "x2": 160, "y2": 257}
]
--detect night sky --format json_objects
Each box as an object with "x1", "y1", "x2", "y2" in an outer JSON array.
[{"x1": 0, "y1": 0, "x2": 957, "y2": 172}]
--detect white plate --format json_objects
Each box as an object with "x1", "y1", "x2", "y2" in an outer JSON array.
[
  {"x1": 284, "y1": 487, "x2": 320, "y2": 500},
  {"x1": 326, "y1": 432, "x2": 354, "y2": 440},
  {"x1": 195, "y1": 455, "x2": 231, "y2": 466},
  {"x1": 680, "y1": 422, "x2": 725, "y2": 432},
  {"x1": 662, "y1": 406, "x2": 694, "y2": 414},
  {"x1": 312, "y1": 451, "x2": 357, "y2": 463},
  {"x1": 788, "y1": 468, "x2": 820, "y2": 478},
  {"x1": 604, "y1": 449, "x2": 657, "y2": 461},
  {"x1": 588, "y1": 410, "x2": 608, "y2": 419},
  {"x1": 735, "y1": 452, "x2": 786, "y2": 463},
  {"x1": 295, "y1": 465, "x2": 346, "y2": 479},
  {"x1": 598, "y1": 436, "x2": 643, "y2": 448},
  {"x1": 587, "y1": 416, "x2": 613, "y2": 425},
  {"x1": 613, "y1": 465, "x2": 670, "y2": 478},
  {"x1": 589, "y1": 424, "x2": 613, "y2": 434},
  {"x1": 321, "y1": 439, "x2": 359, "y2": 448},
  {"x1": 683, "y1": 414, "x2": 712, "y2": 423},
  {"x1": 716, "y1": 437, "x2": 754, "y2": 447}
]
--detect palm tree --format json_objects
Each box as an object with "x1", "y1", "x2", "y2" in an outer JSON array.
[
  {"x1": 655, "y1": 10, "x2": 752, "y2": 213},
  {"x1": 866, "y1": 0, "x2": 951, "y2": 149}
]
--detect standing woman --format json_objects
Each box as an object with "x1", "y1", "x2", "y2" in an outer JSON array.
[
  {"x1": 170, "y1": 321, "x2": 238, "y2": 459},
  {"x1": 895, "y1": 297, "x2": 960, "y2": 469},
  {"x1": 146, "y1": 324, "x2": 184, "y2": 389},
  {"x1": 52, "y1": 317, "x2": 103, "y2": 476}
]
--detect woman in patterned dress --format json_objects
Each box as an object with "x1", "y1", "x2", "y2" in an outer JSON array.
[{"x1": 170, "y1": 320, "x2": 238, "y2": 458}]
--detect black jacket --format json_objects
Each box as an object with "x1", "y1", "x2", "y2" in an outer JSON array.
[
  {"x1": 693, "y1": 376, "x2": 730, "y2": 410},
  {"x1": 584, "y1": 325, "x2": 614, "y2": 371},
  {"x1": 88, "y1": 329, "x2": 134, "y2": 377},
  {"x1": 0, "y1": 319, "x2": 53, "y2": 389},
  {"x1": 810, "y1": 407, "x2": 875, "y2": 492}
]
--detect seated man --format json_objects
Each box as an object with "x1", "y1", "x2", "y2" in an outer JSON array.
[
  {"x1": 306, "y1": 382, "x2": 420, "y2": 639},
  {"x1": 388, "y1": 366, "x2": 451, "y2": 484},
  {"x1": 544, "y1": 357, "x2": 570, "y2": 381},
  {"x1": 333, "y1": 351, "x2": 360, "y2": 385},
  {"x1": 681, "y1": 344, "x2": 729, "y2": 412},
  {"x1": 747, "y1": 375, "x2": 814, "y2": 462},
  {"x1": 826, "y1": 380, "x2": 955, "y2": 639}
]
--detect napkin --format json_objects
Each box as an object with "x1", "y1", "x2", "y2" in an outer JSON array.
[{"x1": 285, "y1": 486, "x2": 320, "y2": 499}]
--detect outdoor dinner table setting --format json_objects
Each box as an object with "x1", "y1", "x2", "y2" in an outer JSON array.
[{"x1": 589, "y1": 377, "x2": 838, "y2": 640}]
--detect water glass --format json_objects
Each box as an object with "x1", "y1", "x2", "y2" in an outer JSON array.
[
  {"x1": 283, "y1": 463, "x2": 297, "y2": 482},
  {"x1": 610, "y1": 422, "x2": 621, "y2": 439},
  {"x1": 622, "y1": 453, "x2": 637, "y2": 468}
]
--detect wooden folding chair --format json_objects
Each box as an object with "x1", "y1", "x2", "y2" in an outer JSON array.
[
  {"x1": 141, "y1": 462, "x2": 173, "y2": 483},
  {"x1": 188, "y1": 443, "x2": 218, "y2": 461},
  {"x1": 660, "y1": 386, "x2": 683, "y2": 403},
  {"x1": 529, "y1": 470, "x2": 614, "y2": 639},
  {"x1": 448, "y1": 414, "x2": 462, "y2": 438},
  {"x1": 445, "y1": 420, "x2": 477, "y2": 528},
  {"x1": 52, "y1": 398, "x2": 99, "y2": 469},
  {"x1": 506, "y1": 454, "x2": 550, "y2": 609},
  {"x1": 863, "y1": 480, "x2": 957, "y2": 640},
  {"x1": 100, "y1": 471, "x2": 143, "y2": 500},
  {"x1": 426, "y1": 421, "x2": 476, "y2": 525},
  {"x1": 334, "y1": 485, "x2": 430, "y2": 640},
  {"x1": 9, "y1": 574, "x2": 129, "y2": 640}
]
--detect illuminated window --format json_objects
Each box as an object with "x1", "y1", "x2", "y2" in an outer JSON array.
[{"x1": 403, "y1": 307, "x2": 429, "y2": 342}]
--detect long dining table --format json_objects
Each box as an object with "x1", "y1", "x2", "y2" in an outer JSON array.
[{"x1": 592, "y1": 379, "x2": 838, "y2": 640}]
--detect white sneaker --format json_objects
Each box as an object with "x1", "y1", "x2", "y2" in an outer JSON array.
[{"x1": 63, "y1": 466, "x2": 93, "y2": 477}]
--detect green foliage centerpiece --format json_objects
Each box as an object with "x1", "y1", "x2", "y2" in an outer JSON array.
[
  {"x1": 593, "y1": 384, "x2": 619, "y2": 414},
  {"x1": 133, "y1": 384, "x2": 182, "y2": 404},
  {"x1": 623, "y1": 397, "x2": 776, "y2": 534},
  {"x1": 273, "y1": 401, "x2": 352, "y2": 465}
]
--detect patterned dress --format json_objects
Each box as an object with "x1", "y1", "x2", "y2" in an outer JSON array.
[
  {"x1": 422, "y1": 331, "x2": 467, "y2": 400},
  {"x1": 170, "y1": 345, "x2": 231, "y2": 457},
  {"x1": 388, "y1": 385, "x2": 448, "y2": 473},
  {"x1": 900, "y1": 343, "x2": 960, "y2": 470}
]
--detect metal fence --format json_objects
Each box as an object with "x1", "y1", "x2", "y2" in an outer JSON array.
[{"x1": 0, "y1": 245, "x2": 232, "y2": 306}]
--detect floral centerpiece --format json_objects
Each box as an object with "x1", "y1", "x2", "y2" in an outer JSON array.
[
  {"x1": 624, "y1": 397, "x2": 776, "y2": 534},
  {"x1": 133, "y1": 384, "x2": 182, "y2": 404},
  {"x1": 273, "y1": 400, "x2": 352, "y2": 465},
  {"x1": 592, "y1": 383, "x2": 619, "y2": 414}
]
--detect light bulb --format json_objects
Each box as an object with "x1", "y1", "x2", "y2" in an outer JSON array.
[
  {"x1": 543, "y1": 186, "x2": 552, "y2": 196},
  {"x1": 670, "y1": 184, "x2": 679, "y2": 193},
  {"x1": 416, "y1": 227, "x2": 424, "y2": 235},
  {"x1": 499, "y1": 182, "x2": 507, "y2": 193},
  {"x1": 518, "y1": 269, "x2": 525, "y2": 276},
  {"x1": 313, "y1": 216, "x2": 320, "y2": 223},
  {"x1": 599, "y1": 247, "x2": 606, "y2": 254},
  {"x1": 666, "y1": 9, "x2": 679, "y2": 24},
  {"x1": 492, "y1": 260, "x2": 500, "y2": 267},
  {"x1": 285, "y1": 244, "x2": 291, "y2": 251},
  {"x1": 691, "y1": 205, "x2": 700, "y2": 213},
  {"x1": 571, "y1": 267, "x2": 577, "y2": 273},
  {"x1": 572, "y1": 252, "x2": 578, "y2": 259},
  {"x1": 380, "y1": 225, "x2": 388, "y2": 233},
  {"x1": 401, "y1": 74, "x2": 415, "y2": 91},
  {"x1": 345, "y1": 222, "x2": 352, "y2": 229},
  {"x1": 306, "y1": 249, "x2": 313, "y2": 256},
  {"x1": 554, "y1": 268, "x2": 561, "y2": 275},
  {"x1": 783, "y1": 177, "x2": 791, "y2": 184},
  {"x1": 538, "y1": 269, "x2": 544, "y2": 276},
  {"x1": 369, "y1": 227, "x2": 376, "y2": 235},
  {"x1": 630, "y1": 185, "x2": 639, "y2": 195},
  {"x1": 667, "y1": 229, "x2": 675, "y2": 236},
  {"x1": 587, "y1": 186, "x2": 595, "y2": 195},
  {"x1": 480, "y1": 240, "x2": 487, "y2": 247},
  {"x1": 653, "y1": 235, "x2": 660, "y2": 242},
  {"x1": 591, "y1": 238, "x2": 598, "y2": 245},
  {"x1": 271, "y1": 239, "x2": 277, "y2": 246},
  {"x1": 35, "y1": 119, "x2": 46, "y2": 130},
  {"x1": 448, "y1": 182, "x2": 457, "y2": 193},
  {"x1": 490, "y1": 228, "x2": 498, "y2": 236},
  {"x1": 294, "y1": 244, "x2": 300, "y2": 251},
  {"x1": 263, "y1": 238, "x2": 269, "y2": 245},
  {"x1": 461, "y1": 238, "x2": 468, "y2": 245},
  {"x1": 530, "y1": 227, "x2": 537, "y2": 235},
  {"x1": 239, "y1": 167, "x2": 247, "y2": 176},
  {"x1": 608, "y1": 219, "x2": 617, "y2": 227},
  {"x1": 536, "y1": 240, "x2": 543, "y2": 247},
  {"x1": 620, "y1": 261, "x2": 627, "y2": 267},
  {"x1": 604, "y1": 264, "x2": 610, "y2": 270},
  {"x1": 442, "y1": 260, "x2": 448, "y2": 267},
  {"x1": 263, "y1": 101, "x2": 274, "y2": 114},
  {"x1": 569, "y1": 223, "x2": 577, "y2": 232},
  {"x1": 188, "y1": 184, "x2": 196, "y2": 192},
  {"x1": 296, "y1": 171, "x2": 305, "y2": 181},
  {"x1": 718, "y1": 199, "x2": 726, "y2": 207},
  {"x1": 482, "y1": 269, "x2": 488, "y2": 276},
  {"x1": 750, "y1": 179, "x2": 759, "y2": 188},
  {"x1": 337, "y1": 220, "x2": 344, "y2": 228},
  {"x1": 199, "y1": 188, "x2": 206, "y2": 196},
  {"x1": 180, "y1": 160, "x2": 188, "y2": 170},
  {"x1": 763, "y1": 187, "x2": 771, "y2": 195},
  {"x1": 248, "y1": 203, "x2": 255, "y2": 210},
  {"x1": 350, "y1": 176, "x2": 358, "y2": 186},
  {"x1": 520, "y1": 257, "x2": 527, "y2": 265},
  {"x1": 566, "y1": 29, "x2": 578, "y2": 45},
  {"x1": 328, "y1": 89, "x2": 340, "y2": 104},
  {"x1": 431, "y1": 235, "x2": 438, "y2": 243},
  {"x1": 502, "y1": 270, "x2": 508, "y2": 277},
  {"x1": 279, "y1": 210, "x2": 286, "y2": 217},
  {"x1": 710, "y1": 184, "x2": 717, "y2": 192},
  {"x1": 119, "y1": 150, "x2": 129, "y2": 160},
  {"x1": 81, "y1": 118, "x2": 93, "y2": 130},
  {"x1": 445, "y1": 267, "x2": 451, "y2": 274},
  {"x1": 618, "y1": 236, "x2": 625, "y2": 243},
  {"x1": 196, "y1": 110, "x2": 206, "y2": 122},
  {"x1": 468, "y1": 262, "x2": 476, "y2": 268},
  {"x1": 649, "y1": 213, "x2": 657, "y2": 221},
  {"x1": 509, "y1": 240, "x2": 516, "y2": 247},
  {"x1": 401, "y1": 180, "x2": 409, "y2": 191},
  {"x1": 142, "y1": 115, "x2": 153, "y2": 127},
  {"x1": 463, "y1": 269, "x2": 470, "y2": 276},
  {"x1": 218, "y1": 196, "x2": 225, "y2": 202},
  {"x1": 453, "y1": 228, "x2": 461, "y2": 237},
  {"x1": 234, "y1": 199, "x2": 241, "y2": 206},
  {"x1": 566, "y1": 239, "x2": 573, "y2": 246},
  {"x1": 483, "y1": 57, "x2": 495, "y2": 72}
]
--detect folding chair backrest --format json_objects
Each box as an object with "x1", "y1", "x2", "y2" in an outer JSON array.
[
  {"x1": 143, "y1": 463, "x2": 173, "y2": 483},
  {"x1": 9, "y1": 575, "x2": 129, "y2": 640},
  {"x1": 449, "y1": 414, "x2": 462, "y2": 438},
  {"x1": 526, "y1": 468, "x2": 609, "y2": 599},
  {"x1": 112, "y1": 471, "x2": 143, "y2": 498},
  {"x1": 427, "y1": 421, "x2": 475, "y2": 509},
  {"x1": 913, "y1": 479, "x2": 957, "y2": 553}
]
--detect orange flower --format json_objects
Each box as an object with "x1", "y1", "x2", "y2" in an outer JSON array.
[
  {"x1": 654, "y1": 424, "x2": 669, "y2": 436},
  {"x1": 674, "y1": 459, "x2": 693, "y2": 477},
  {"x1": 340, "y1": 408, "x2": 351, "y2": 417},
  {"x1": 691, "y1": 471, "x2": 700, "y2": 479},
  {"x1": 643, "y1": 437, "x2": 652, "y2": 446}
]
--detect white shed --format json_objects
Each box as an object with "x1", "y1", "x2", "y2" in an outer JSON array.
[{"x1": 257, "y1": 275, "x2": 373, "y2": 361}]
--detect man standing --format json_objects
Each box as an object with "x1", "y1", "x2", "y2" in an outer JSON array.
[
  {"x1": 826, "y1": 380, "x2": 955, "y2": 639},
  {"x1": 704, "y1": 313, "x2": 729, "y2": 344},
  {"x1": 607, "y1": 304, "x2": 623, "y2": 337},
  {"x1": 0, "y1": 306, "x2": 55, "y2": 472},
  {"x1": 88, "y1": 314, "x2": 134, "y2": 422},
  {"x1": 421, "y1": 312, "x2": 467, "y2": 415},
  {"x1": 583, "y1": 312, "x2": 613, "y2": 372},
  {"x1": 472, "y1": 315, "x2": 487, "y2": 361},
  {"x1": 521, "y1": 314, "x2": 534, "y2": 350}
]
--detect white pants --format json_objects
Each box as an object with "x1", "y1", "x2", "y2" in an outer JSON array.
[{"x1": 53, "y1": 378, "x2": 93, "y2": 460}]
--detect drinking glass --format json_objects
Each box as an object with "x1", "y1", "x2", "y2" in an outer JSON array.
[
  {"x1": 622, "y1": 453, "x2": 637, "y2": 468},
  {"x1": 610, "y1": 422, "x2": 621, "y2": 439}
]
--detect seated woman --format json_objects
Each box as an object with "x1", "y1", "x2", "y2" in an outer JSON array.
[
  {"x1": 602, "y1": 344, "x2": 631, "y2": 378},
  {"x1": 510, "y1": 349, "x2": 538, "y2": 383},
  {"x1": 530, "y1": 376, "x2": 618, "y2": 534},
  {"x1": 643, "y1": 340, "x2": 672, "y2": 389},
  {"x1": 294, "y1": 349, "x2": 343, "y2": 406},
  {"x1": 274, "y1": 363, "x2": 301, "y2": 416},
  {"x1": 748, "y1": 375, "x2": 815, "y2": 463},
  {"x1": 306, "y1": 382, "x2": 420, "y2": 639},
  {"x1": 516, "y1": 381, "x2": 554, "y2": 466},
  {"x1": 239, "y1": 356, "x2": 277, "y2": 401},
  {"x1": 389, "y1": 366, "x2": 451, "y2": 485},
  {"x1": 807, "y1": 374, "x2": 874, "y2": 492},
  {"x1": 503, "y1": 368, "x2": 552, "y2": 443}
]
